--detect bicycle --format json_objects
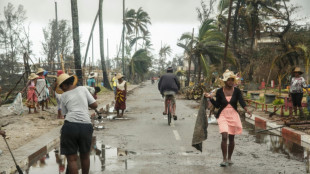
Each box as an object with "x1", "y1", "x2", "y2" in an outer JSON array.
[{"x1": 165, "y1": 95, "x2": 174, "y2": 125}]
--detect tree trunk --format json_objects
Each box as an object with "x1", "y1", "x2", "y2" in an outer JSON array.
[
  {"x1": 99, "y1": 0, "x2": 112, "y2": 90},
  {"x1": 70, "y1": 0, "x2": 83, "y2": 85},
  {"x1": 83, "y1": 10, "x2": 99, "y2": 67}
]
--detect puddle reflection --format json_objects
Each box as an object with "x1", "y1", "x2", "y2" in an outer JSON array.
[
  {"x1": 25, "y1": 137, "x2": 134, "y2": 173},
  {"x1": 242, "y1": 121, "x2": 309, "y2": 172}
]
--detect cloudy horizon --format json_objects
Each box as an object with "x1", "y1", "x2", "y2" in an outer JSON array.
[{"x1": 0, "y1": 0, "x2": 309, "y2": 65}]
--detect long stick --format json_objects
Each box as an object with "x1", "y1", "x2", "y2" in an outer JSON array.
[
  {"x1": 3, "y1": 137, "x2": 23, "y2": 174},
  {"x1": 256, "y1": 125, "x2": 286, "y2": 133},
  {"x1": 223, "y1": 0, "x2": 233, "y2": 71}
]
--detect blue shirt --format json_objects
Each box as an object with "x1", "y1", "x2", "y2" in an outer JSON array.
[{"x1": 87, "y1": 78, "x2": 96, "y2": 87}]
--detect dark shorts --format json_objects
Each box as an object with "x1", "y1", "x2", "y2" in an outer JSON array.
[
  {"x1": 291, "y1": 93, "x2": 303, "y2": 107},
  {"x1": 60, "y1": 121, "x2": 93, "y2": 155}
]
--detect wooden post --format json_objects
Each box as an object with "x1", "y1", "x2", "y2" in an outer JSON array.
[{"x1": 60, "y1": 54, "x2": 65, "y2": 72}]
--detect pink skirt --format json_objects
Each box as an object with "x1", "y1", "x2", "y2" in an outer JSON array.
[{"x1": 217, "y1": 104, "x2": 243, "y2": 135}]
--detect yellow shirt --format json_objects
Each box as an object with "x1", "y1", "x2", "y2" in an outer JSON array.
[{"x1": 112, "y1": 77, "x2": 117, "y2": 87}]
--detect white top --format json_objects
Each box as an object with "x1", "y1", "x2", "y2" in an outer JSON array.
[
  {"x1": 60, "y1": 86, "x2": 96, "y2": 124},
  {"x1": 117, "y1": 80, "x2": 126, "y2": 91},
  {"x1": 290, "y1": 77, "x2": 307, "y2": 93}
]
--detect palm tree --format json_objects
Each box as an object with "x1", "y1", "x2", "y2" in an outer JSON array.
[
  {"x1": 70, "y1": 0, "x2": 82, "y2": 84},
  {"x1": 129, "y1": 49, "x2": 152, "y2": 82},
  {"x1": 134, "y1": 7, "x2": 151, "y2": 51},
  {"x1": 99, "y1": 0, "x2": 112, "y2": 90},
  {"x1": 159, "y1": 45, "x2": 172, "y2": 72},
  {"x1": 179, "y1": 19, "x2": 235, "y2": 83}
]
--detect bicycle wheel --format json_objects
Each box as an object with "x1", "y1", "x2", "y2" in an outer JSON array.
[{"x1": 167, "y1": 103, "x2": 171, "y2": 125}]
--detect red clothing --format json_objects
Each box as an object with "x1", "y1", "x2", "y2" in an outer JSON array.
[{"x1": 114, "y1": 88, "x2": 126, "y2": 110}]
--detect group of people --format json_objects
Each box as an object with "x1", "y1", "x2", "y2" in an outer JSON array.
[{"x1": 21, "y1": 68, "x2": 53, "y2": 114}]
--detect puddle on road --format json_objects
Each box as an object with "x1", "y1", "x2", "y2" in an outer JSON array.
[
  {"x1": 242, "y1": 120, "x2": 310, "y2": 172},
  {"x1": 25, "y1": 137, "x2": 135, "y2": 173}
]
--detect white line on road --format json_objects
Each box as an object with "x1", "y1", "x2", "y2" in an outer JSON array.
[{"x1": 173, "y1": 130, "x2": 181, "y2": 141}]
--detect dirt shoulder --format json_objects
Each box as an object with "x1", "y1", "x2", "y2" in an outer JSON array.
[{"x1": 0, "y1": 85, "x2": 138, "y2": 156}]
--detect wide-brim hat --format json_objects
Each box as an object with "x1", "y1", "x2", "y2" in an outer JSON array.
[
  {"x1": 56, "y1": 74, "x2": 78, "y2": 94},
  {"x1": 116, "y1": 73, "x2": 124, "y2": 80},
  {"x1": 36, "y1": 68, "x2": 45, "y2": 75},
  {"x1": 293, "y1": 67, "x2": 303, "y2": 74},
  {"x1": 88, "y1": 72, "x2": 95, "y2": 78},
  {"x1": 221, "y1": 69, "x2": 237, "y2": 82},
  {"x1": 28, "y1": 73, "x2": 39, "y2": 80}
]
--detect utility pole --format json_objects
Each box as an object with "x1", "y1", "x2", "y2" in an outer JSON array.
[
  {"x1": 223, "y1": 0, "x2": 233, "y2": 71},
  {"x1": 122, "y1": 0, "x2": 125, "y2": 75},
  {"x1": 55, "y1": 1, "x2": 60, "y2": 70}
]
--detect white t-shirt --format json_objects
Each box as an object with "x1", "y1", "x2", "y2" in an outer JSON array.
[{"x1": 60, "y1": 86, "x2": 96, "y2": 124}]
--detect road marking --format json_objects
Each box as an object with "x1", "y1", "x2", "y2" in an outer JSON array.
[{"x1": 173, "y1": 130, "x2": 181, "y2": 141}]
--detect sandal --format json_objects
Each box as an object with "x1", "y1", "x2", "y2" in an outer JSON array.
[
  {"x1": 163, "y1": 112, "x2": 167, "y2": 115},
  {"x1": 220, "y1": 161, "x2": 228, "y2": 167},
  {"x1": 227, "y1": 160, "x2": 234, "y2": 165}
]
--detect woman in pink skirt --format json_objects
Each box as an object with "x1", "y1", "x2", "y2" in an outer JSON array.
[{"x1": 205, "y1": 70, "x2": 252, "y2": 167}]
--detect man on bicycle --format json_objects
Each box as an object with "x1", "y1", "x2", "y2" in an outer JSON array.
[{"x1": 158, "y1": 67, "x2": 180, "y2": 120}]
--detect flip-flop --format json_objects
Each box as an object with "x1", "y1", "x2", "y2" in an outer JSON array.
[
  {"x1": 227, "y1": 160, "x2": 234, "y2": 165},
  {"x1": 220, "y1": 161, "x2": 228, "y2": 167}
]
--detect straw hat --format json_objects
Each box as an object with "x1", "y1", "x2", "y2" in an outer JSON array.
[
  {"x1": 116, "y1": 73, "x2": 124, "y2": 80},
  {"x1": 28, "y1": 73, "x2": 39, "y2": 80},
  {"x1": 88, "y1": 72, "x2": 95, "y2": 78},
  {"x1": 56, "y1": 74, "x2": 78, "y2": 94},
  {"x1": 293, "y1": 67, "x2": 303, "y2": 74},
  {"x1": 221, "y1": 69, "x2": 237, "y2": 82},
  {"x1": 36, "y1": 68, "x2": 45, "y2": 75}
]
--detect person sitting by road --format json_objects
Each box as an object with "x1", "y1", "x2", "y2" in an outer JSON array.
[
  {"x1": 36, "y1": 68, "x2": 48, "y2": 111},
  {"x1": 289, "y1": 67, "x2": 310, "y2": 118},
  {"x1": 87, "y1": 72, "x2": 96, "y2": 87},
  {"x1": 114, "y1": 73, "x2": 127, "y2": 117},
  {"x1": 57, "y1": 73, "x2": 97, "y2": 174},
  {"x1": 158, "y1": 67, "x2": 180, "y2": 120},
  {"x1": 204, "y1": 70, "x2": 252, "y2": 167},
  {"x1": 21, "y1": 73, "x2": 39, "y2": 114}
]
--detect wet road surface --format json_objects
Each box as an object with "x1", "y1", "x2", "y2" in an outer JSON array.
[{"x1": 27, "y1": 81, "x2": 307, "y2": 174}]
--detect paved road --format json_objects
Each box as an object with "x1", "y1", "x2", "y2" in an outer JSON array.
[{"x1": 93, "y1": 81, "x2": 306, "y2": 174}]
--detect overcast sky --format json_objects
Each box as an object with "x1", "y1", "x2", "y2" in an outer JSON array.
[{"x1": 0, "y1": 0, "x2": 309, "y2": 64}]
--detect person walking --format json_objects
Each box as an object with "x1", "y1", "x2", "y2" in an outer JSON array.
[
  {"x1": 204, "y1": 70, "x2": 251, "y2": 167},
  {"x1": 57, "y1": 73, "x2": 98, "y2": 174},
  {"x1": 289, "y1": 67, "x2": 310, "y2": 118},
  {"x1": 36, "y1": 68, "x2": 48, "y2": 111},
  {"x1": 87, "y1": 72, "x2": 96, "y2": 87},
  {"x1": 114, "y1": 73, "x2": 127, "y2": 117}
]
